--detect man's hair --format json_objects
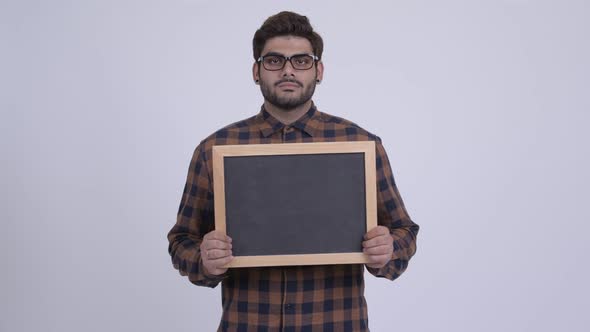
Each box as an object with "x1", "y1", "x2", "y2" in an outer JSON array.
[{"x1": 253, "y1": 11, "x2": 324, "y2": 61}]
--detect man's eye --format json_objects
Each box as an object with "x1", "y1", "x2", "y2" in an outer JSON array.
[
  {"x1": 265, "y1": 57, "x2": 282, "y2": 65},
  {"x1": 294, "y1": 57, "x2": 310, "y2": 65}
]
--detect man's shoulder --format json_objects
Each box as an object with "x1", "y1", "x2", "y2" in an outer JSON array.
[
  {"x1": 315, "y1": 110, "x2": 381, "y2": 142},
  {"x1": 197, "y1": 114, "x2": 259, "y2": 150}
]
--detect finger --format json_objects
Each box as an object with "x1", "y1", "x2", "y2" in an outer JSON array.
[
  {"x1": 216, "y1": 255, "x2": 234, "y2": 268},
  {"x1": 202, "y1": 248, "x2": 230, "y2": 261},
  {"x1": 362, "y1": 234, "x2": 392, "y2": 248},
  {"x1": 365, "y1": 253, "x2": 391, "y2": 265},
  {"x1": 203, "y1": 239, "x2": 233, "y2": 251},
  {"x1": 363, "y1": 244, "x2": 392, "y2": 256},
  {"x1": 208, "y1": 254, "x2": 234, "y2": 271},
  {"x1": 364, "y1": 226, "x2": 389, "y2": 240},
  {"x1": 207, "y1": 248, "x2": 233, "y2": 260},
  {"x1": 203, "y1": 234, "x2": 232, "y2": 247},
  {"x1": 205, "y1": 264, "x2": 228, "y2": 276},
  {"x1": 366, "y1": 262, "x2": 386, "y2": 269},
  {"x1": 204, "y1": 231, "x2": 232, "y2": 243}
]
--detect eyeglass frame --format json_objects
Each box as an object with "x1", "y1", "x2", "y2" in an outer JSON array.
[{"x1": 257, "y1": 52, "x2": 320, "y2": 71}]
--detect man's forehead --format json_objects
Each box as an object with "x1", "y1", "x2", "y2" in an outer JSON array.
[{"x1": 261, "y1": 35, "x2": 313, "y2": 55}]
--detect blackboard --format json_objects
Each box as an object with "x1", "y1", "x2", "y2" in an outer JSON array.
[{"x1": 212, "y1": 142, "x2": 377, "y2": 268}]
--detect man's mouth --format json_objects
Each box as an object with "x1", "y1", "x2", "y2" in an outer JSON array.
[{"x1": 276, "y1": 80, "x2": 302, "y2": 88}]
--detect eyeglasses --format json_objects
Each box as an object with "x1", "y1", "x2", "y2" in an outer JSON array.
[{"x1": 257, "y1": 53, "x2": 319, "y2": 71}]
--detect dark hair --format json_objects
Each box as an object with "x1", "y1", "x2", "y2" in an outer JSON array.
[{"x1": 253, "y1": 11, "x2": 324, "y2": 61}]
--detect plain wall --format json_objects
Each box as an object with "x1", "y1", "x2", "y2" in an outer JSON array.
[{"x1": 2, "y1": 0, "x2": 589, "y2": 331}]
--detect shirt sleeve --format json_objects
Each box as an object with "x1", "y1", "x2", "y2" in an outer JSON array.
[
  {"x1": 366, "y1": 138, "x2": 420, "y2": 280},
  {"x1": 167, "y1": 143, "x2": 227, "y2": 288}
]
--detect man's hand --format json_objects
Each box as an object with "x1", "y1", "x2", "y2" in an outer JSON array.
[
  {"x1": 200, "y1": 231, "x2": 233, "y2": 276},
  {"x1": 362, "y1": 226, "x2": 393, "y2": 269}
]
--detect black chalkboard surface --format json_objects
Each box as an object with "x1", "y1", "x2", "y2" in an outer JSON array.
[{"x1": 212, "y1": 142, "x2": 377, "y2": 268}]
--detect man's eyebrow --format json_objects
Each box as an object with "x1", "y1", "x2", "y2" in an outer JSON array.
[
  {"x1": 262, "y1": 52, "x2": 285, "y2": 57},
  {"x1": 262, "y1": 52, "x2": 311, "y2": 57}
]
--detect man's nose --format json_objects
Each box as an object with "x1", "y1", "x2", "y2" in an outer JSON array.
[{"x1": 281, "y1": 60, "x2": 296, "y2": 76}]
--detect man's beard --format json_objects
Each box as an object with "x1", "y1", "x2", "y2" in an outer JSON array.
[{"x1": 260, "y1": 78, "x2": 317, "y2": 111}]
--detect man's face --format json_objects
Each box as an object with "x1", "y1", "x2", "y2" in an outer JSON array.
[{"x1": 253, "y1": 36, "x2": 324, "y2": 111}]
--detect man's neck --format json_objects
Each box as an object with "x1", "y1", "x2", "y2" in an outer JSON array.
[{"x1": 264, "y1": 100, "x2": 312, "y2": 125}]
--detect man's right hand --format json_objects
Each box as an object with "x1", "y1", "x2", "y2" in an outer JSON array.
[{"x1": 200, "y1": 231, "x2": 233, "y2": 276}]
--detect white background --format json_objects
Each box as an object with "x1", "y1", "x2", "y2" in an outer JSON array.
[{"x1": 2, "y1": 0, "x2": 589, "y2": 331}]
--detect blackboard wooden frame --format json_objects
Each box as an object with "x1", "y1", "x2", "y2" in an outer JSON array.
[{"x1": 212, "y1": 141, "x2": 377, "y2": 268}]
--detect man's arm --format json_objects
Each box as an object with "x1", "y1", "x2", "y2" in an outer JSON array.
[
  {"x1": 364, "y1": 139, "x2": 419, "y2": 280},
  {"x1": 167, "y1": 144, "x2": 229, "y2": 287}
]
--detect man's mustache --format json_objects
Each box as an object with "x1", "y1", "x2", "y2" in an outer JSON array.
[{"x1": 274, "y1": 79, "x2": 303, "y2": 87}]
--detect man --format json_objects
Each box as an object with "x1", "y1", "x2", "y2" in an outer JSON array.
[{"x1": 168, "y1": 11, "x2": 419, "y2": 331}]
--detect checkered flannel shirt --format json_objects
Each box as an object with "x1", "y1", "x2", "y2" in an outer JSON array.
[{"x1": 168, "y1": 104, "x2": 419, "y2": 331}]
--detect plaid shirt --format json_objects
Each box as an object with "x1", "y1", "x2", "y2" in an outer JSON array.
[{"x1": 168, "y1": 104, "x2": 419, "y2": 331}]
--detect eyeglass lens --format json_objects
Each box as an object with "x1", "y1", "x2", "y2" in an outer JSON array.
[{"x1": 262, "y1": 55, "x2": 314, "y2": 70}]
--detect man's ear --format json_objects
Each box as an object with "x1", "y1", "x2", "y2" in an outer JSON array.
[
  {"x1": 316, "y1": 61, "x2": 324, "y2": 82},
  {"x1": 252, "y1": 62, "x2": 260, "y2": 84}
]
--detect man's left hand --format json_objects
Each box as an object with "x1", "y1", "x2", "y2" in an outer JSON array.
[{"x1": 362, "y1": 226, "x2": 394, "y2": 269}]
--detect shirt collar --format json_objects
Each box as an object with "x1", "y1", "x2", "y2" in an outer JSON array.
[{"x1": 257, "y1": 103, "x2": 319, "y2": 138}]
